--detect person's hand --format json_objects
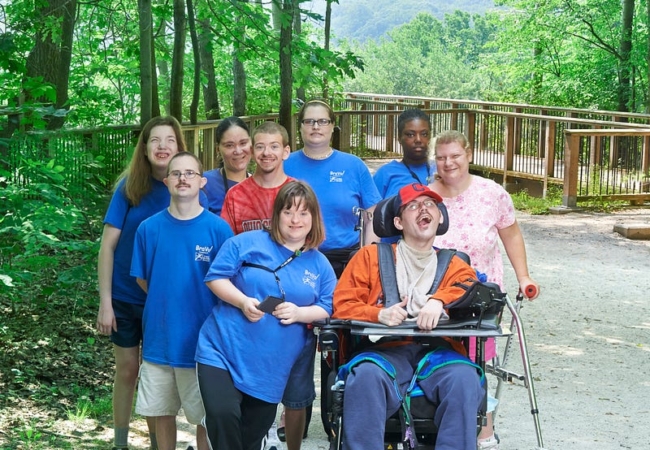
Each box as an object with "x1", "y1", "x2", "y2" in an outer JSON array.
[
  {"x1": 273, "y1": 302, "x2": 301, "y2": 325},
  {"x1": 240, "y1": 297, "x2": 265, "y2": 322},
  {"x1": 417, "y1": 299, "x2": 444, "y2": 330},
  {"x1": 518, "y1": 276, "x2": 540, "y2": 300},
  {"x1": 96, "y1": 304, "x2": 116, "y2": 336},
  {"x1": 378, "y1": 298, "x2": 408, "y2": 326}
]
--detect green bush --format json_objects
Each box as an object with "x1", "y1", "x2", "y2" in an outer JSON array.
[
  {"x1": 510, "y1": 185, "x2": 563, "y2": 214},
  {"x1": 0, "y1": 153, "x2": 105, "y2": 313}
]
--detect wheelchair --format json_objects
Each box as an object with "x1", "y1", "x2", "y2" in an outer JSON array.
[{"x1": 315, "y1": 196, "x2": 545, "y2": 450}]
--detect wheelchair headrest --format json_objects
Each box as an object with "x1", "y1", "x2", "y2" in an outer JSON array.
[{"x1": 373, "y1": 184, "x2": 449, "y2": 238}]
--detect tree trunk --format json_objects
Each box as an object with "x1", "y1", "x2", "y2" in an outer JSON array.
[
  {"x1": 233, "y1": 1, "x2": 249, "y2": 116},
  {"x1": 617, "y1": 0, "x2": 634, "y2": 112},
  {"x1": 294, "y1": 5, "x2": 305, "y2": 103},
  {"x1": 138, "y1": 0, "x2": 153, "y2": 125},
  {"x1": 532, "y1": 41, "x2": 543, "y2": 104},
  {"x1": 199, "y1": 19, "x2": 220, "y2": 120},
  {"x1": 170, "y1": 0, "x2": 186, "y2": 121},
  {"x1": 187, "y1": 0, "x2": 201, "y2": 124},
  {"x1": 232, "y1": 54, "x2": 247, "y2": 117},
  {"x1": 322, "y1": 0, "x2": 332, "y2": 100},
  {"x1": 647, "y1": 0, "x2": 650, "y2": 113},
  {"x1": 25, "y1": 0, "x2": 78, "y2": 130},
  {"x1": 278, "y1": 0, "x2": 295, "y2": 133},
  {"x1": 151, "y1": 22, "x2": 161, "y2": 119}
]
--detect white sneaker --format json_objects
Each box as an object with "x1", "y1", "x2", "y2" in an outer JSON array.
[
  {"x1": 477, "y1": 435, "x2": 500, "y2": 450},
  {"x1": 263, "y1": 421, "x2": 284, "y2": 450}
]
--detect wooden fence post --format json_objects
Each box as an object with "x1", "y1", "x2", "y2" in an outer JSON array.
[
  {"x1": 451, "y1": 103, "x2": 458, "y2": 130},
  {"x1": 203, "y1": 127, "x2": 216, "y2": 170},
  {"x1": 563, "y1": 132, "x2": 580, "y2": 208},
  {"x1": 538, "y1": 109, "x2": 547, "y2": 158},
  {"x1": 514, "y1": 107, "x2": 522, "y2": 155},
  {"x1": 466, "y1": 111, "x2": 476, "y2": 151},
  {"x1": 386, "y1": 105, "x2": 395, "y2": 154},
  {"x1": 544, "y1": 120, "x2": 556, "y2": 196},
  {"x1": 480, "y1": 105, "x2": 489, "y2": 151},
  {"x1": 504, "y1": 116, "x2": 515, "y2": 187},
  {"x1": 339, "y1": 113, "x2": 351, "y2": 152}
]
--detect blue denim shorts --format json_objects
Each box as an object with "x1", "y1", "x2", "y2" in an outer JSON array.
[
  {"x1": 109, "y1": 299, "x2": 145, "y2": 348},
  {"x1": 282, "y1": 334, "x2": 316, "y2": 409}
]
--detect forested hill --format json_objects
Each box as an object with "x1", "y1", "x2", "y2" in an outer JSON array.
[{"x1": 326, "y1": 0, "x2": 496, "y2": 42}]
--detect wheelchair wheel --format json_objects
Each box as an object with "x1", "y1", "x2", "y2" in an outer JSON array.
[{"x1": 320, "y1": 356, "x2": 334, "y2": 438}]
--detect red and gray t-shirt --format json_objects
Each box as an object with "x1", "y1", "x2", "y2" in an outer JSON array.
[{"x1": 221, "y1": 176, "x2": 294, "y2": 235}]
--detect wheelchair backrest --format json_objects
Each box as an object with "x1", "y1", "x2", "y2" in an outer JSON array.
[{"x1": 372, "y1": 195, "x2": 450, "y2": 238}]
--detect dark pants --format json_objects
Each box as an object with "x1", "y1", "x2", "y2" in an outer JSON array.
[
  {"x1": 197, "y1": 363, "x2": 277, "y2": 450},
  {"x1": 342, "y1": 344, "x2": 484, "y2": 450}
]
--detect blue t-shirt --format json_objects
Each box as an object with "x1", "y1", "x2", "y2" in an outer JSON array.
[
  {"x1": 373, "y1": 159, "x2": 436, "y2": 198},
  {"x1": 104, "y1": 178, "x2": 171, "y2": 305},
  {"x1": 203, "y1": 168, "x2": 239, "y2": 216},
  {"x1": 195, "y1": 230, "x2": 336, "y2": 403},
  {"x1": 373, "y1": 160, "x2": 437, "y2": 243},
  {"x1": 131, "y1": 209, "x2": 233, "y2": 368},
  {"x1": 284, "y1": 150, "x2": 381, "y2": 252}
]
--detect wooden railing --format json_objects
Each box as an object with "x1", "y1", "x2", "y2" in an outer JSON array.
[
  {"x1": 334, "y1": 94, "x2": 650, "y2": 207},
  {"x1": 4, "y1": 94, "x2": 650, "y2": 207}
]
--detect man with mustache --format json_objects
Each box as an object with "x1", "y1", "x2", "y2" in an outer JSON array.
[
  {"x1": 333, "y1": 183, "x2": 485, "y2": 450},
  {"x1": 130, "y1": 152, "x2": 233, "y2": 450}
]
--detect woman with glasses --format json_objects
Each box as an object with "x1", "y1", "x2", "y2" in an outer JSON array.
[
  {"x1": 195, "y1": 181, "x2": 336, "y2": 450},
  {"x1": 282, "y1": 100, "x2": 381, "y2": 446},
  {"x1": 285, "y1": 100, "x2": 381, "y2": 276},
  {"x1": 96, "y1": 116, "x2": 185, "y2": 450},
  {"x1": 430, "y1": 130, "x2": 540, "y2": 450},
  {"x1": 203, "y1": 117, "x2": 252, "y2": 215}
]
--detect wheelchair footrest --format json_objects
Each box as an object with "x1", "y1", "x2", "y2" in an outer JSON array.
[{"x1": 487, "y1": 365, "x2": 526, "y2": 382}]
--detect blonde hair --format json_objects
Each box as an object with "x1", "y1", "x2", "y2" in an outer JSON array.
[
  {"x1": 433, "y1": 130, "x2": 471, "y2": 155},
  {"x1": 116, "y1": 116, "x2": 187, "y2": 206},
  {"x1": 270, "y1": 181, "x2": 325, "y2": 251}
]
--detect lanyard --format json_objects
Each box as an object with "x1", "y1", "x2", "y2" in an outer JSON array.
[
  {"x1": 403, "y1": 161, "x2": 431, "y2": 185},
  {"x1": 242, "y1": 246, "x2": 305, "y2": 299},
  {"x1": 221, "y1": 168, "x2": 250, "y2": 194}
]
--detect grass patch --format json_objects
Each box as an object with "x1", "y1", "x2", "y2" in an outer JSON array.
[{"x1": 511, "y1": 185, "x2": 563, "y2": 214}]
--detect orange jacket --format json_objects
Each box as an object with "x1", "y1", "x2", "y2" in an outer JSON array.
[{"x1": 333, "y1": 243, "x2": 478, "y2": 353}]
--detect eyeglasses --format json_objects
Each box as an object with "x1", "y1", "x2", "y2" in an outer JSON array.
[
  {"x1": 167, "y1": 170, "x2": 200, "y2": 180},
  {"x1": 403, "y1": 199, "x2": 437, "y2": 211},
  {"x1": 301, "y1": 118, "x2": 332, "y2": 127}
]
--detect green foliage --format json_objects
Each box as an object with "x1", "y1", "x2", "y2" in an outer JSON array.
[
  {"x1": 511, "y1": 184, "x2": 563, "y2": 214},
  {"x1": 0, "y1": 147, "x2": 104, "y2": 313},
  {"x1": 328, "y1": 0, "x2": 496, "y2": 42},
  {"x1": 486, "y1": 0, "x2": 648, "y2": 111},
  {"x1": 343, "y1": 11, "x2": 496, "y2": 98}
]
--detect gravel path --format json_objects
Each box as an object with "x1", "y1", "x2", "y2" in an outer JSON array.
[
  {"x1": 171, "y1": 162, "x2": 650, "y2": 450},
  {"x1": 298, "y1": 208, "x2": 650, "y2": 450}
]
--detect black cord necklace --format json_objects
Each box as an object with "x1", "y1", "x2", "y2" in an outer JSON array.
[
  {"x1": 221, "y1": 167, "x2": 249, "y2": 193},
  {"x1": 402, "y1": 160, "x2": 431, "y2": 185}
]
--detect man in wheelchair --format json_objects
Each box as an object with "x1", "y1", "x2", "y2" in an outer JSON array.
[{"x1": 332, "y1": 183, "x2": 486, "y2": 450}]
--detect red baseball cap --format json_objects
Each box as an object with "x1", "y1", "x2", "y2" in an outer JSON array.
[{"x1": 396, "y1": 183, "x2": 443, "y2": 210}]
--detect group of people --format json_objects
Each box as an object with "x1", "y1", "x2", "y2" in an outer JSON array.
[{"x1": 96, "y1": 102, "x2": 539, "y2": 450}]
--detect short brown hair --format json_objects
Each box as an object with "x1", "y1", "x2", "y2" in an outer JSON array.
[
  {"x1": 252, "y1": 121, "x2": 289, "y2": 147},
  {"x1": 167, "y1": 152, "x2": 204, "y2": 176},
  {"x1": 270, "y1": 181, "x2": 325, "y2": 250}
]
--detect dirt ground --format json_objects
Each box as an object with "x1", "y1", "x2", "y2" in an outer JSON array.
[{"x1": 159, "y1": 208, "x2": 649, "y2": 450}]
